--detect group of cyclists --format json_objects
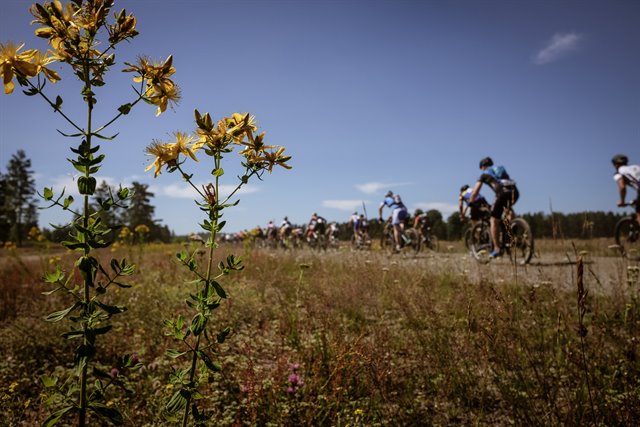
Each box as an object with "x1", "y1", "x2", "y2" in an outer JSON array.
[
  {"x1": 379, "y1": 154, "x2": 639, "y2": 258},
  {"x1": 232, "y1": 154, "x2": 639, "y2": 257}
]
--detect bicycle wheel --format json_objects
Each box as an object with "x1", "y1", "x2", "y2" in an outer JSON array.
[
  {"x1": 470, "y1": 222, "x2": 492, "y2": 263},
  {"x1": 405, "y1": 228, "x2": 421, "y2": 253},
  {"x1": 463, "y1": 227, "x2": 472, "y2": 251},
  {"x1": 507, "y1": 218, "x2": 534, "y2": 264},
  {"x1": 615, "y1": 217, "x2": 640, "y2": 260}
]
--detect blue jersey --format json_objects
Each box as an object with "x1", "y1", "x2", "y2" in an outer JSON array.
[{"x1": 382, "y1": 195, "x2": 405, "y2": 210}]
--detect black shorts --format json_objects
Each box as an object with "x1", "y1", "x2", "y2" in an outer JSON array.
[
  {"x1": 469, "y1": 202, "x2": 489, "y2": 221},
  {"x1": 491, "y1": 187, "x2": 519, "y2": 219}
]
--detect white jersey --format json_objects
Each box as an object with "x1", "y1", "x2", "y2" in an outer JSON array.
[{"x1": 614, "y1": 164, "x2": 640, "y2": 190}]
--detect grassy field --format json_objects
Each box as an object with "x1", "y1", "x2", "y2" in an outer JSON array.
[{"x1": 1, "y1": 239, "x2": 638, "y2": 426}]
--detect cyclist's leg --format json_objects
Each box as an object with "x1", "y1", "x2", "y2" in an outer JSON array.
[
  {"x1": 391, "y1": 209, "x2": 402, "y2": 249},
  {"x1": 490, "y1": 199, "x2": 506, "y2": 254}
]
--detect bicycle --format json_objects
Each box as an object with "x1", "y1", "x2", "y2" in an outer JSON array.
[
  {"x1": 614, "y1": 200, "x2": 639, "y2": 260},
  {"x1": 351, "y1": 229, "x2": 372, "y2": 250},
  {"x1": 469, "y1": 207, "x2": 534, "y2": 264},
  {"x1": 413, "y1": 216, "x2": 439, "y2": 252},
  {"x1": 381, "y1": 217, "x2": 420, "y2": 254}
]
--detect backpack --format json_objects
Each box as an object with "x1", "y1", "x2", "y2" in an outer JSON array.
[{"x1": 490, "y1": 166, "x2": 507, "y2": 180}]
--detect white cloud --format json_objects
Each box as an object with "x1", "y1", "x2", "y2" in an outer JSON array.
[
  {"x1": 355, "y1": 181, "x2": 412, "y2": 195},
  {"x1": 413, "y1": 201, "x2": 458, "y2": 216},
  {"x1": 533, "y1": 32, "x2": 583, "y2": 65},
  {"x1": 321, "y1": 199, "x2": 369, "y2": 212}
]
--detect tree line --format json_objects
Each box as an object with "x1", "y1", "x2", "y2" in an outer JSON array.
[{"x1": 1, "y1": 150, "x2": 172, "y2": 246}]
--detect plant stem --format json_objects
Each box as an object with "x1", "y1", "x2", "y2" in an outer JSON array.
[{"x1": 78, "y1": 60, "x2": 94, "y2": 427}]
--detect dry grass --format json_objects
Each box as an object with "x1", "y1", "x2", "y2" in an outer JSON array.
[{"x1": 1, "y1": 240, "x2": 638, "y2": 426}]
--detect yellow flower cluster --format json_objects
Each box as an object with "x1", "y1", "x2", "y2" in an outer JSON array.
[
  {"x1": 118, "y1": 226, "x2": 131, "y2": 240},
  {"x1": 123, "y1": 55, "x2": 180, "y2": 116},
  {"x1": 2, "y1": 1, "x2": 142, "y2": 96},
  {"x1": 134, "y1": 224, "x2": 150, "y2": 235},
  {"x1": 145, "y1": 110, "x2": 291, "y2": 178},
  {"x1": 0, "y1": 41, "x2": 59, "y2": 94},
  {"x1": 30, "y1": 0, "x2": 137, "y2": 60},
  {"x1": 27, "y1": 226, "x2": 47, "y2": 242},
  {"x1": 2, "y1": 241, "x2": 17, "y2": 251}
]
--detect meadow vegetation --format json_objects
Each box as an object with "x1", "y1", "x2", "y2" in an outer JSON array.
[{"x1": 1, "y1": 240, "x2": 638, "y2": 426}]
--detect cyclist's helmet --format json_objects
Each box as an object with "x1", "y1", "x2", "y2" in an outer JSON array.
[
  {"x1": 460, "y1": 184, "x2": 469, "y2": 194},
  {"x1": 611, "y1": 154, "x2": 628, "y2": 166},
  {"x1": 479, "y1": 157, "x2": 493, "y2": 168}
]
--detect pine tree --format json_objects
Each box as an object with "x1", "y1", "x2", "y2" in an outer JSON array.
[{"x1": 3, "y1": 150, "x2": 38, "y2": 246}]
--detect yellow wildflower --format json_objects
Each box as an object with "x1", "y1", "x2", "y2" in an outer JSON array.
[
  {"x1": 32, "y1": 50, "x2": 61, "y2": 83},
  {"x1": 171, "y1": 131, "x2": 199, "y2": 162},
  {"x1": 0, "y1": 42, "x2": 39, "y2": 94},
  {"x1": 144, "y1": 141, "x2": 176, "y2": 177},
  {"x1": 124, "y1": 55, "x2": 180, "y2": 116},
  {"x1": 134, "y1": 224, "x2": 150, "y2": 234},
  {"x1": 256, "y1": 147, "x2": 292, "y2": 173}
]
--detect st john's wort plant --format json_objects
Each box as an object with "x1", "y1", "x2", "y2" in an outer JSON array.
[
  {"x1": 144, "y1": 109, "x2": 291, "y2": 425},
  {"x1": 1, "y1": 1, "x2": 178, "y2": 425}
]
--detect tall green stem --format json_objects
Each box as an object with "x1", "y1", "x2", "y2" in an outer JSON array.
[
  {"x1": 181, "y1": 155, "x2": 221, "y2": 427},
  {"x1": 78, "y1": 63, "x2": 94, "y2": 427}
]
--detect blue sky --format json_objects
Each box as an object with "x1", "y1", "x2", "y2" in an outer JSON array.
[{"x1": 1, "y1": 0, "x2": 639, "y2": 235}]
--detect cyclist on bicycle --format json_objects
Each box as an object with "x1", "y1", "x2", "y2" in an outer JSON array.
[
  {"x1": 306, "y1": 212, "x2": 327, "y2": 241},
  {"x1": 470, "y1": 157, "x2": 519, "y2": 258},
  {"x1": 349, "y1": 211, "x2": 360, "y2": 237},
  {"x1": 612, "y1": 154, "x2": 640, "y2": 224},
  {"x1": 378, "y1": 190, "x2": 409, "y2": 252},
  {"x1": 459, "y1": 184, "x2": 490, "y2": 225},
  {"x1": 279, "y1": 216, "x2": 292, "y2": 240}
]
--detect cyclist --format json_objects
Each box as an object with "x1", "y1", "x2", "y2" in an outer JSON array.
[
  {"x1": 612, "y1": 154, "x2": 640, "y2": 224},
  {"x1": 470, "y1": 157, "x2": 519, "y2": 258},
  {"x1": 279, "y1": 216, "x2": 292, "y2": 240},
  {"x1": 358, "y1": 214, "x2": 370, "y2": 240},
  {"x1": 378, "y1": 190, "x2": 409, "y2": 252},
  {"x1": 348, "y1": 211, "x2": 360, "y2": 237},
  {"x1": 306, "y1": 212, "x2": 327, "y2": 241},
  {"x1": 459, "y1": 184, "x2": 490, "y2": 225}
]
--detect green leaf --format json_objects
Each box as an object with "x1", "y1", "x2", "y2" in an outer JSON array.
[
  {"x1": 88, "y1": 402, "x2": 124, "y2": 425},
  {"x1": 46, "y1": 302, "x2": 80, "y2": 322},
  {"x1": 210, "y1": 280, "x2": 227, "y2": 299},
  {"x1": 117, "y1": 103, "x2": 132, "y2": 115},
  {"x1": 63, "y1": 196, "x2": 74, "y2": 209},
  {"x1": 54, "y1": 95, "x2": 63, "y2": 111},
  {"x1": 62, "y1": 330, "x2": 85, "y2": 340},
  {"x1": 95, "y1": 301, "x2": 127, "y2": 315},
  {"x1": 166, "y1": 389, "x2": 189, "y2": 414},
  {"x1": 43, "y1": 267, "x2": 64, "y2": 283},
  {"x1": 213, "y1": 167, "x2": 224, "y2": 177},
  {"x1": 117, "y1": 187, "x2": 129, "y2": 199},
  {"x1": 43, "y1": 187, "x2": 54, "y2": 201},
  {"x1": 217, "y1": 326, "x2": 232, "y2": 344},
  {"x1": 198, "y1": 350, "x2": 222, "y2": 372},
  {"x1": 43, "y1": 406, "x2": 74, "y2": 427},
  {"x1": 61, "y1": 241, "x2": 89, "y2": 251},
  {"x1": 41, "y1": 375, "x2": 58, "y2": 388},
  {"x1": 191, "y1": 313, "x2": 206, "y2": 336},
  {"x1": 77, "y1": 176, "x2": 97, "y2": 195},
  {"x1": 166, "y1": 348, "x2": 188, "y2": 359},
  {"x1": 92, "y1": 132, "x2": 119, "y2": 140}
]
